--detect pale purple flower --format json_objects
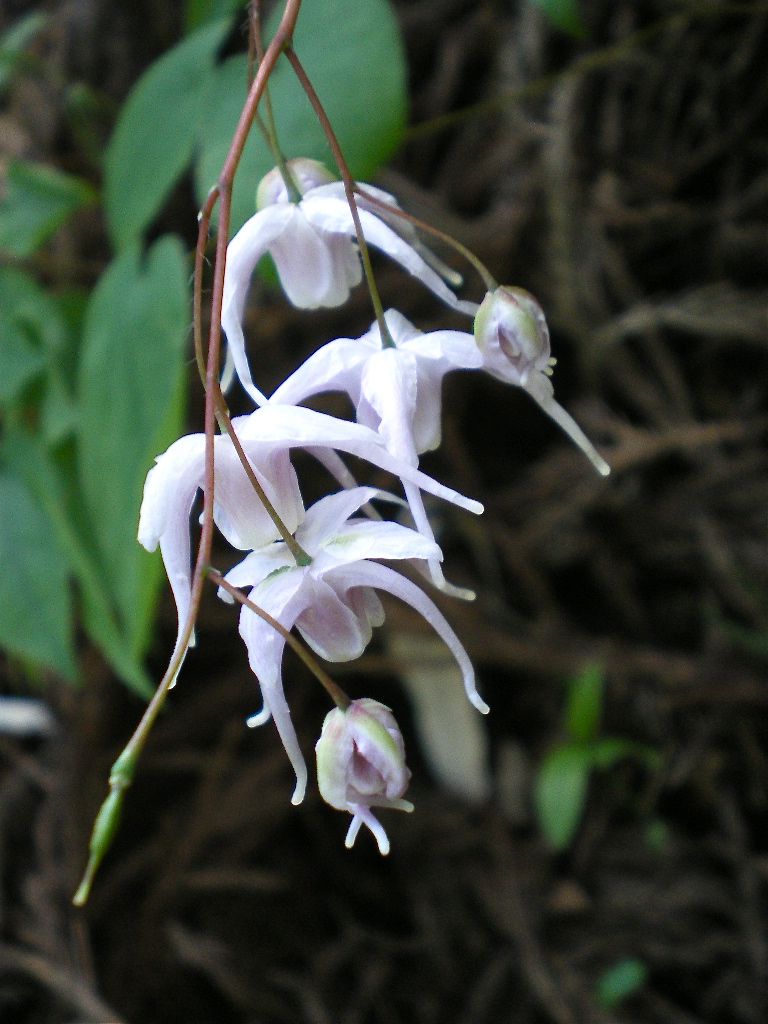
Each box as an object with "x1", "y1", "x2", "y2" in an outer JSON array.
[
  {"x1": 315, "y1": 698, "x2": 413, "y2": 855},
  {"x1": 474, "y1": 287, "x2": 611, "y2": 476},
  {"x1": 219, "y1": 487, "x2": 489, "y2": 805},
  {"x1": 221, "y1": 159, "x2": 476, "y2": 405},
  {"x1": 270, "y1": 309, "x2": 483, "y2": 595},
  {"x1": 138, "y1": 405, "x2": 483, "y2": 666}
]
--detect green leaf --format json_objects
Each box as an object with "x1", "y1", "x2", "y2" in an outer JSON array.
[
  {"x1": 596, "y1": 958, "x2": 648, "y2": 1008},
  {"x1": 77, "y1": 235, "x2": 189, "y2": 658},
  {"x1": 195, "y1": 0, "x2": 407, "y2": 234},
  {"x1": 0, "y1": 160, "x2": 95, "y2": 259},
  {"x1": 589, "y1": 737, "x2": 661, "y2": 772},
  {"x1": 534, "y1": 744, "x2": 592, "y2": 851},
  {"x1": 2, "y1": 426, "x2": 154, "y2": 698},
  {"x1": 529, "y1": 0, "x2": 586, "y2": 37},
  {"x1": 0, "y1": 468, "x2": 75, "y2": 680},
  {"x1": 0, "y1": 270, "x2": 46, "y2": 405},
  {"x1": 103, "y1": 18, "x2": 232, "y2": 249},
  {"x1": 564, "y1": 662, "x2": 603, "y2": 743},
  {"x1": 184, "y1": 0, "x2": 244, "y2": 32},
  {"x1": 0, "y1": 12, "x2": 47, "y2": 92}
]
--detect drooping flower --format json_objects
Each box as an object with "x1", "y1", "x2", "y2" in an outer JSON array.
[
  {"x1": 221, "y1": 158, "x2": 476, "y2": 405},
  {"x1": 474, "y1": 287, "x2": 611, "y2": 476},
  {"x1": 316, "y1": 698, "x2": 413, "y2": 855},
  {"x1": 138, "y1": 405, "x2": 483, "y2": 665},
  {"x1": 270, "y1": 309, "x2": 483, "y2": 595},
  {"x1": 219, "y1": 487, "x2": 489, "y2": 805}
]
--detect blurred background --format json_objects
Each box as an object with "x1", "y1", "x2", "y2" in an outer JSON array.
[{"x1": 1, "y1": 0, "x2": 767, "y2": 1021}]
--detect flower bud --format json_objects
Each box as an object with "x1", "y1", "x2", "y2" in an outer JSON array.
[
  {"x1": 316, "y1": 698, "x2": 413, "y2": 854},
  {"x1": 473, "y1": 286, "x2": 551, "y2": 387},
  {"x1": 256, "y1": 158, "x2": 336, "y2": 209}
]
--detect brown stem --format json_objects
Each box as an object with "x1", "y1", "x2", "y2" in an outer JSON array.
[
  {"x1": 283, "y1": 46, "x2": 394, "y2": 347},
  {"x1": 209, "y1": 569, "x2": 351, "y2": 711},
  {"x1": 75, "y1": 0, "x2": 306, "y2": 907},
  {"x1": 355, "y1": 185, "x2": 498, "y2": 293}
]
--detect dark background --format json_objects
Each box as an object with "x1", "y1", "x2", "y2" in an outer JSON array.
[{"x1": 1, "y1": 1, "x2": 767, "y2": 1022}]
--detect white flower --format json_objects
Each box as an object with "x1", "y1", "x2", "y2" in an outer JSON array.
[
  {"x1": 222, "y1": 158, "x2": 476, "y2": 405},
  {"x1": 316, "y1": 697, "x2": 413, "y2": 855},
  {"x1": 474, "y1": 287, "x2": 611, "y2": 476},
  {"x1": 138, "y1": 406, "x2": 483, "y2": 664},
  {"x1": 270, "y1": 309, "x2": 483, "y2": 595},
  {"x1": 219, "y1": 487, "x2": 489, "y2": 806}
]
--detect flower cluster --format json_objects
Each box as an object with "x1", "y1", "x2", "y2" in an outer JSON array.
[{"x1": 139, "y1": 159, "x2": 609, "y2": 853}]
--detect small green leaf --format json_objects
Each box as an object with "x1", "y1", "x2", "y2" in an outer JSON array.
[
  {"x1": 596, "y1": 958, "x2": 648, "y2": 1008},
  {"x1": 0, "y1": 12, "x2": 47, "y2": 92},
  {"x1": 0, "y1": 468, "x2": 76, "y2": 680},
  {"x1": 195, "y1": 0, "x2": 407, "y2": 235},
  {"x1": 0, "y1": 160, "x2": 95, "y2": 259},
  {"x1": 77, "y1": 235, "x2": 189, "y2": 658},
  {"x1": 103, "y1": 18, "x2": 232, "y2": 249},
  {"x1": 2, "y1": 426, "x2": 154, "y2": 698},
  {"x1": 565, "y1": 662, "x2": 603, "y2": 743},
  {"x1": 529, "y1": 0, "x2": 586, "y2": 37},
  {"x1": 534, "y1": 744, "x2": 591, "y2": 851}
]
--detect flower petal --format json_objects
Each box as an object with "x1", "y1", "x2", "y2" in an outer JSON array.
[
  {"x1": 296, "y1": 486, "x2": 380, "y2": 553},
  {"x1": 359, "y1": 348, "x2": 419, "y2": 464},
  {"x1": 328, "y1": 561, "x2": 489, "y2": 714},
  {"x1": 270, "y1": 337, "x2": 372, "y2": 408},
  {"x1": 295, "y1": 575, "x2": 374, "y2": 663},
  {"x1": 524, "y1": 371, "x2": 611, "y2": 477},
  {"x1": 222, "y1": 204, "x2": 295, "y2": 405},
  {"x1": 268, "y1": 207, "x2": 341, "y2": 308},
  {"x1": 301, "y1": 196, "x2": 475, "y2": 315},
  {"x1": 321, "y1": 519, "x2": 441, "y2": 567},
  {"x1": 238, "y1": 567, "x2": 312, "y2": 804}
]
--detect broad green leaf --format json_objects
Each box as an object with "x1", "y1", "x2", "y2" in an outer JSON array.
[
  {"x1": 596, "y1": 958, "x2": 648, "y2": 1008},
  {"x1": 0, "y1": 468, "x2": 75, "y2": 680},
  {"x1": 534, "y1": 744, "x2": 591, "y2": 851},
  {"x1": 195, "y1": 0, "x2": 407, "y2": 234},
  {"x1": 0, "y1": 12, "x2": 47, "y2": 92},
  {"x1": 529, "y1": 0, "x2": 586, "y2": 37},
  {"x1": 564, "y1": 662, "x2": 603, "y2": 743},
  {"x1": 185, "y1": 0, "x2": 244, "y2": 32},
  {"x1": 2, "y1": 426, "x2": 154, "y2": 698},
  {"x1": 0, "y1": 160, "x2": 95, "y2": 259},
  {"x1": 103, "y1": 19, "x2": 232, "y2": 249},
  {"x1": 77, "y1": 235, "x2": 189, "y2": 658}
]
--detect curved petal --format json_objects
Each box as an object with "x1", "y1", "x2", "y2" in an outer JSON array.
[
  {"x1": 270, "y1": 337, "x2": 372, "y2": 408},
  {"x1": 268, "y1": 207, "x2": 338, "y2": 308},
  {"x1": 320, "y1": 519, "x2": 441, "y2": 567},
  {"x1": 138, "y1": 434, "x2": 206, "y2": 653},
  {"x1": 297, "y1": 487, "x2": 380, "y2": 554},
  {"x1": 359, "y1": 348, "x2": 419, "y2": 464},
  {"x1": 402, "y1": 328, "x2": 482, "y2": 369},
  {"x1": 234, "y1": 406, "x2": 484, "y2": 516},
  {"x1": 301, "y1": 197, "x2": 474, "y2": 314},
  {"x1": 294, "y1": 576, "x2": 372, "y2": 663},
  {"x1": 345, "y1": 802, "x2": 390, "y2": 854},
  {"x1": 221, "y1": 545, "x2": 293, "y2": 597},
  {"x1": 239, "y1": 567, "x2": 312, "y2": 804},
  {"x1": 328, "y1": 561, "x2": 489, "y2": 714},
  {"x1": 524, "y1": 372, "x2": 611, "y2": 477},
  {"x1": 222, "y1": 204, "x2": 294, "y2": 405}
]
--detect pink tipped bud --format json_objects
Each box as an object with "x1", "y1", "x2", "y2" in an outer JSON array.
[
  {"x1": 256, "y1": 158, "x2": 336, "y2": 209},
  {"x1": 474, "y1": 286, "x2": 551, "y2": 387},
  {"x1": 316, "y1": 698, "x2": 413, "y2": 855}
]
